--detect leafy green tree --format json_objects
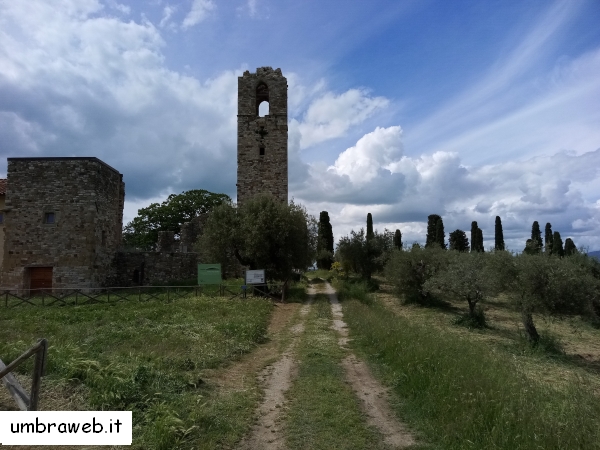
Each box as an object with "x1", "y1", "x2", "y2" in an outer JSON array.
[
  {"x1": 552, "y1": 231, "x2": 564, "y2": 257},
  {"x1": 449, "y1": 229, "x2": 470, "y2": 252},
  {"x1": 197, "y1": 194, "x2": 317, "y2": 282},
  {"x1": 564, "y1": 238, "x2": 577, "y2": 256},
  {"x1": 393, "y1": 229, "x2": 402, "y2": 251},
  {"x1": 385, "y1": 244, "x2": 450, "y2": 304},
  {"x1": 512, "y1": 254, "x2": 598, "y2": 343},
  {"x1": 336, "y1": 227, "x2": 394, "y2": 280},
  {"x1": 423, "y1": 252, "x2": 497, "y2": 322},
  {"x1": 123, "y1": 189, "x2": 230, "y2": 250},
  {"x1": 316, "y1": 211, "x2": 334, "y2": 270},
  {"x1": 495, "y1": 216, "x2": 505, "y2": 251},
  {"x1": 544, "y1": 222, "x2": 553, "y2": 254}
]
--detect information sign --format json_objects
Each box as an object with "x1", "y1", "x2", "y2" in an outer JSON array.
[{"x1": 245, "y1": 269, "x2": 265, "y2": 285}]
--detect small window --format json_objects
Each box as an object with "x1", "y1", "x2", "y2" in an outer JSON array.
[
  {"x1": 44, "y1": 212, "x2": 55, "y2": 224},
  {"x1": 102, "y1": 230, "x2": 106, "y2": 246},
  {"x1": 0, "y1": 212, "x2": 3, "y2": 224},
  {"x1": 258, "y1": 101, "x2": 269, "y2": 117},
  {"x1": 259, "y1": 147, "x2": 265, "y2": 156}
]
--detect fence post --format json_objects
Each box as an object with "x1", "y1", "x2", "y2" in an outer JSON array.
[{"x1": 28, "y1": 339, "x2": 47, "y2": 411}]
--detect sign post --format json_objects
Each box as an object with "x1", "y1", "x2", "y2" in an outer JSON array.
[{"x1": 197, "y1": 264, "x2": 222, "y2": 289}]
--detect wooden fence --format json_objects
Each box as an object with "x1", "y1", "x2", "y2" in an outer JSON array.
[
  {"x1": 1, "y1": 283, "x2": 285, "y2": 307},
  {"x1": 0, "y1": 339, "x2": 48, "y2": 411}
]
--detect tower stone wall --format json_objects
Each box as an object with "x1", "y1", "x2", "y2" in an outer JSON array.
[
  {"x1": 1, "y1": 157, "x2": 125, "y2": 289},
  {"x1": 237, "y1": 67, "x2": 288, "y2": 206}
]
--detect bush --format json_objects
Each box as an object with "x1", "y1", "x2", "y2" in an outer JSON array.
[
  {"x1": 453, "y1": 305, "x2": 487, "y2": 329},
  {"x1": 384, "y1": 245, "x2": 450, "y2": 304}
]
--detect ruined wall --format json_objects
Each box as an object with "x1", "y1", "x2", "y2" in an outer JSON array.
[
  {"x1": 179, "y1": 213, "x2": 209, "y2": 252},
  {"x1": 237, "y1": 67, "x2": 288, "y2": 206},
  {"x1": 1, "y1": 157, "x2": 124, "y2": 289},
  {"x1": 108, "y1": 252, "x2": 198, "y2": 287},
  {"x1": 0, "y1": 186, "x2": 5, "y2": 271}
]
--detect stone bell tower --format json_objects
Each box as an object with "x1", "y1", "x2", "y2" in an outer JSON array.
[{"x1": 237, "y1": 67, "x2": 288, "y2": 206}]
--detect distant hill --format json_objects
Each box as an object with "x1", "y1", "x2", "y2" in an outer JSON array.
[{"x1": 588, "y1": 250, "x2": 600, "y2": 261}]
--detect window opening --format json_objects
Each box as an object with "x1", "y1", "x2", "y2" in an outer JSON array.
[
  {"x1": 260, "y1": 147, "x2": 265, "y2": 156},
  {"x1": 256, "y1": 82, "x2": 269, "y2": 116},
  {"x1": 258, "y1": 101, "x2": 269, "y2": 117},
  {"x1": 44, "y1": 212, "x2": 55, "y2": 224}
]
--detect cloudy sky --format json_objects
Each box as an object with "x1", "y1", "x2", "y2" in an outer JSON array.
[{"x1": 1, "y1": 0, "x2": 600, "y2": 252}]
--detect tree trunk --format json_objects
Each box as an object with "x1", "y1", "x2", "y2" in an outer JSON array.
[
  {"x1": 521, "y1": 308, "x2": 540, "y2": 344},
  {"x1": 467, "y1": 296, "x2": 477, "y2": 316}
]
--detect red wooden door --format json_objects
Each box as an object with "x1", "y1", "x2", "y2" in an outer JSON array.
[{"x1": 29, "y1": 267, "x2": 53, "y2": 293}]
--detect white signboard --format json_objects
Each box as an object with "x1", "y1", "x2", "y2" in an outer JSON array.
[{"x1": 246, "y1": 269, "x2": 265, "y2": 285}]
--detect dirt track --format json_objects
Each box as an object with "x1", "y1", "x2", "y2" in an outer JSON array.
[{"x1": 238, "y1": 282, "x2": 415, "y2": 449}]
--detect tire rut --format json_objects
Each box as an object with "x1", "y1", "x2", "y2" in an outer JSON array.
[
  {"x1": 323, "y1": 282, "x2": 417, "y2": 448},
  {"x1": 236, "y1": 292, "x2": 313, "y2": 450}
]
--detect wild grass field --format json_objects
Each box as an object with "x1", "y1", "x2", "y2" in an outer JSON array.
[
  {"x1": 336, "y1": 277, "x2": 600, "y2": 450},
  {"x1": 2, "y1": 274, "x2": 599, "y2": 449},
  {"x1": 0, "y1": 293, "x2": 273, "y2": 449}
]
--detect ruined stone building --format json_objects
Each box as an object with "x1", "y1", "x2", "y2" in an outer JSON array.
[
  {"x1": 237, "y1": 67, "x2": 288, "y2": 206},
  {"x1": 0, "y1": 179, "x2": 6, "y2": 270},
  {"x1": 0, "y1": 67, "x2": 290, "y2": 290},
  {"x1": 0, "y1": 157, "x2": 125, "y2": 290}
]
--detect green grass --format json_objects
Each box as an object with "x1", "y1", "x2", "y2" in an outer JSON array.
[
  {"x1": 304, "y1": 269, "x2": 334, "y2": 281},
  {"x1": 332, "y1": 276, "x2": 375, "y2": 305},
  {"x1": 0, "y1": 295, "x2": 273, "y2": 449},
  {"x1": 343, "y1": 298, "x2": 600, "y2": 450},
  {"x1": 284, "y1": 294, "x2": 387, "y2": 450}
]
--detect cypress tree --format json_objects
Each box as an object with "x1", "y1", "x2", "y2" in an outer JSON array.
[
  {"x1": 494, "y1": 216, "x2": 505, "y2": 251},
  {"x1": 393, "y1": 229, "x2": 402, "y2": 250},
  {"x1": 435, "y1": 217, "x2": 446, "y2": 249},
  {"x1": 531, "y1": 221, "x2": 542, "y2": 253},
  {"x1": 317, "y1": 211, "x2": 334, "y2": 269},
  {"x1": 470, "y1": 221, "x2": 484, "y2": 252},
  {"x1": 477, "y1": 228, "x2": 484, "y2": 252},
  {"x1": 449, "y1": 229, "x2": 470, "y2": 252},
  {"x1": 366, "y1": 213, "x2": 374, "y2": 241},
  {"x1": 471, "y1": 221, "x2": 478, "y2": 252},
  {"x1": 544, "y1": 223, "x2": 553, "y2": 254},
  {"x1": 552, "y1": 231, "x2": 564, "y2": 257},
  {"x1": 564, "y1": 238, "x2": 577, "y2": 256},
  {"x1": 426, "y1": 214, "x2": 442, "y2": 248}
]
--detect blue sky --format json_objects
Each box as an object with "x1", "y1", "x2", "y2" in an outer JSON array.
[{"x1": 1, "y1": 0, "x2": 599, "y2": 251}]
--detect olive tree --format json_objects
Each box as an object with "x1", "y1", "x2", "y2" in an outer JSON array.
[
  {"x1": 197, "y1": 194, "x2": 317, "y2": 282},
  {"x1": 491, "y1": 252, "x2": 600, "y2": 344},
  {"x1": 385, "y1": 244, "x2": 450, "y2": 304},
  {"x1": 423, "y1": 251, "x2": 497, "y2": 323}
]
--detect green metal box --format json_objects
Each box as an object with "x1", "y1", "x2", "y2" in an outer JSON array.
[{"x1": 197, "y1": 264, "x2": 222, "y2": 285}]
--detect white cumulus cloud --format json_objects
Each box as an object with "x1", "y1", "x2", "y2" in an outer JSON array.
[
  {"x1": 182, "y1": 0, "x2": 216, "y2": 29},
  {"x1": 297, "y1": 89, "x2": 389, "y2": 149},
  {"x1": 329, "y1": 126, "x2": 403, "y2": 184}
]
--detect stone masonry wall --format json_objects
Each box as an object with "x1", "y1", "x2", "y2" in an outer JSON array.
[
  {"x1": 1, "y1": 157, "x2": 124, "y2": 289},
  {"x1": 237, "y1": 67, "x2": 288, "y2": 206},
  {"x1": 108, "y1": 252, "x2": 198, "y2": 286}
]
